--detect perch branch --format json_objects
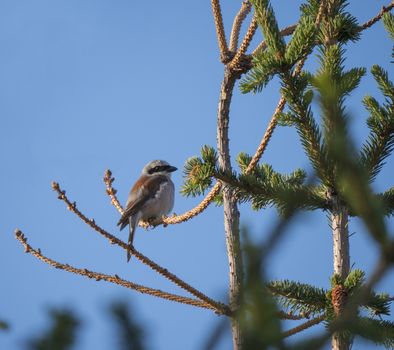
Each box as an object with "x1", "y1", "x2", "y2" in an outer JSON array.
[
  {"x1": 163, "y1": 182, "x2": 222, "y2": 225},
  {"x1": 14, "y1": 230, "x2": 216, "y2": 312},
  {"x1": 51, "y1": 181, "x2": 230, "y2": 315},
  {"x1": 229, "y1": 1, "x2": 252, "y2": 52}
]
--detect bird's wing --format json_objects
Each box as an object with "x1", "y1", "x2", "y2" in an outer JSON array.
[{"x1": 117, "y1": 174, "x2": 169, "y2": 229}]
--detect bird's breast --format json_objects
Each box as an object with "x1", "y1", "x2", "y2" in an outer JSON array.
[{"x1": 140, "y1": 179, "x2": 175, "y2": 221}]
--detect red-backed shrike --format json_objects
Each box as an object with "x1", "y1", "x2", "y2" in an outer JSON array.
[{"x1": 117, "y1": 160, "x2": 177, "y2": 261}]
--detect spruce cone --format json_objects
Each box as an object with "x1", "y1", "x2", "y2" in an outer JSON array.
[{"x1": 332, "y1": 284, "x2": 348, "y2": 315}]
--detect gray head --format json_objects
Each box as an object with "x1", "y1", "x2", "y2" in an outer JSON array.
[{"x1": 142, "y1": 160, "x2": 177, "y2": 177}]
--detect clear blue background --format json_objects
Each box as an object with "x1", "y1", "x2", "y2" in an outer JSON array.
[{"x1": 1, "y1": 1, "x2": 393, "y2": 349}]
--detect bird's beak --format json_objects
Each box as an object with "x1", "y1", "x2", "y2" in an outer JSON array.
[{"x1": 167, "y1": 165, "x2": 177, "y2": 172}]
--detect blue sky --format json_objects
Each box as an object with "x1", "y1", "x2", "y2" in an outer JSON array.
[{"x1": 1, "y1": 1, "x2": 393, "y2": 349}]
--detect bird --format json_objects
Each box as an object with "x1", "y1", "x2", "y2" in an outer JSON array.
[{"x1": 117, "y1": 160, "x2": 177, "y2": 261}]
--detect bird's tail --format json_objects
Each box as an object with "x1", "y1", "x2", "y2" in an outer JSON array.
[{"x1": 127, "y1": 215, "x2": 138, "y2": 262}]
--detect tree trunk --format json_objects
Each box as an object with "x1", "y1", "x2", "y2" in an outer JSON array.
[
  {"x1": 216, "y1": 69, "x2": 243, "y2": 350},
  {"x1": 331, "y1": 196, "x2": 350, "y2": 350}
]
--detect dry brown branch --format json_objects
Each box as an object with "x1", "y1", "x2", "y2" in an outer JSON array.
[
  {"x1": 103, "y1": 169, "x2": 124, "y2": 215},
  {"x1": 211, "y1": 0, "x2": 229, "y2": 62},
  {"x1": 282, "y1": 315, "x2": 325, "y2": 338},
  {"x1": 229, "y1": 16, "x2": 258, "y2": 70},
  {"x1": 359, "y1": 1, "x2": 394, "y2": 31},
  {"x1": 229, "y1": 1, "x2": 252, "y2": 52},
  {"x1": 52, "y1": 181, "x2": 118, "y2": 242},
  {"x1": 14, "y1": 230, "x2": 216, "y2": 311},
  {"x1": 51, "y1": 181, "x2": 230, "y2": 315},
  {"x1": 244, "y1": 97, "x2": 286, "y2": 174}
]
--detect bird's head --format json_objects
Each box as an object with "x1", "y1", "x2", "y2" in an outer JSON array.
[{"x1": 142, "y1": 160, "x2": 177, "y2": 177}]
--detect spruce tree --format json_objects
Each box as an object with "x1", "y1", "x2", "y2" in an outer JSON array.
[{"x1": 183, "y1": 1, "x2": 394, "y2": 349}]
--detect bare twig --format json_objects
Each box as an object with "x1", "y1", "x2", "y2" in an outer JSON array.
[
  {"x1": 51, "y1": 181, "x2": 230, "y2": 315},
  {"x1": 359, "y1": 1, "x2": 394, "y2": 31},
  {"x1": 229, "y1": 1, "x2": 252, "y2": 52},
  {"x1": 282, "y1": 315, "x2": 325, "y2": 338},
  {"x1": 229, "y1": 16, "x2": 258, "y2": 70},
  {"x1": 244, "y1": 97, "x2": 286, "y2": 174},
  {"x1": 211, "y1": 0, "x2": 229, "y2": 62},
  {"x1": 52, "y1": 181, "x2": 118, "y2": 243},
  {"x1": 103, "y1": 169, "x2": 124, "y2": 215},
  {"x1": 14, "y1": 230, "x2": 216, "y2": 311}
]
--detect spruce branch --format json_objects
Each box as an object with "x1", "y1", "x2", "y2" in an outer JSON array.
[
  {"x1": 342, "y1": 270, "x2": 391, "y2": 316},
  {"x1": 171, "y1": 2, "x2": 325, "y2": 226},
  {"x1": 383, "y1": 16, "x2": 394, "y2": 82},
  {"x1": 240, "y1": 48, "x2": 283, "y2": 93},
  {"x1": 14, "y1": 230, "x2": 217, "y2": 312},
  {"x1": 285, "y1": 16, "x2": 317, "y2": 67},
  {"x1": 364, "y1": 293, "x2": 392, "y2": 317},
  {"x1": 281, "y1": 76, "x2": 333, "y2": 187},
  {"x1": 347, "y1": 317, "x2": 394, "y2": 349},
  {"x1": 267, "y1": 280, "x2": 328, "y2": 317},
  {"x1": 213, "y1": 164, "x2": 326, "y2": 214},
  {"x1": 343, "y1": 269, "x2": 365, "y2": 290},
  {"x1": 251, "y1": 0, "x2": 285, "y2": 55},
  {"x1": 229, "y1": 1, "x2": 252, "y2": 52},
  {"x1": 211, "y1": 0, "x2": 230, "y2": 63},
  {"x1": 50, "y1": 182, "x2": 229, "y2": 314},
  {"x1": 252, "y1": 24, "x2": 297, "y2": 56},
  {"x1": 282, "y1": 315, "x2": 325, "y2": 339},
  {"x1": 242, "y1": 1, "x2": 325, "y2": 173},
  {"x1": 380, "y1": 186, "x2": 394, "y2": 216}
]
